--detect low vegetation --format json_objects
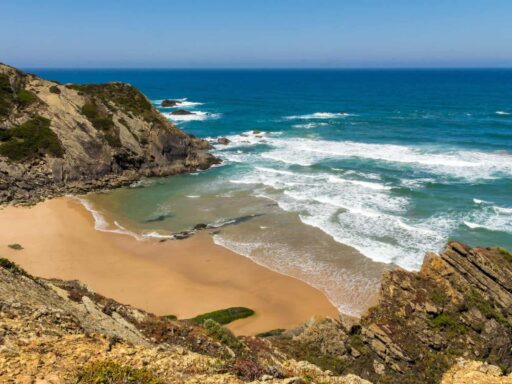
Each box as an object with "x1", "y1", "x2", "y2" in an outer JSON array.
[
  {"x1": 0, "y1": 257, "x2": 29, "y2": 276},
  {"x1": 256, "y1": 328, "x2": 285, "y2": 337},
  {"x1": 49, "y1": 85, "x2": 61, "y2": 94},
  {"x1": 80, "y1": 101, "x2": 121, "y2": 147},
  {"x1": 0, "y1": 116, "x2": 64, "y2": 161},
  {"x1": 8, "y1": 243, "x2": 23, "y2": 250},
  {"x1": 16, "y1": 89, "x2": 38, "y2": 106},
  {"x1": 190, "y1": 307, "x2": 255, "y2": 325},
  {"x1": 202, "y1": 319, "x2": 244, "y2": 351},
  {"x1": 496, "y1": 246, "x2": 512, "y2": 262},
  {"x1": 76, "y1": 360, "x2": 161, "y2": 384},
  {"x1": 0, "y1": 73, "x2": 15, "y2": 118}
]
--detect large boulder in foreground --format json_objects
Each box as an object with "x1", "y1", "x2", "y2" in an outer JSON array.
[{"x1": 0, "y1": 63, "x2": 220, "y2": 204}]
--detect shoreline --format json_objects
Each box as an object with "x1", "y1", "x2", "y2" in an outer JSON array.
[{"x1": 0, "y1": 197, "x2": 340, "y2": 335}]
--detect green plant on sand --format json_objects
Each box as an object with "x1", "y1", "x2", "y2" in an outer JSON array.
[
  {"x1": 190, "y1": 307, "x2": 255, "y2": 325},
  {"x1": 8, "y1": 243, "x2": 23, "y2": 250}
]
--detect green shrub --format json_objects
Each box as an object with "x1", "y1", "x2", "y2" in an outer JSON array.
[
  {"x1": 0, "y1": 116, "x2": 64, "y2": 161},
  {"x1": 0, "y1": 258, "x2": 29, "y2": 276},
  {"x1": 76, "y1": 360, "x2": 161, "y2": 384},
  {"x1": 16, "y1": 89, "x2": 37, "y2": 106},
  {"x1": 256, "y1": 328, "x2": 285, "y2": 337},
  {"x1": 465, "y1": 289, "x2": 508, "y2": 325},
  {"x1": 496, "y1": 247, "x2": 512, "y2": 262},
  {"x1": 49, "y1": 85, "x2": 61, "y2": 94},
  {"x1": 190, "y1": 307, "x2": 255, "y2": 325},
  {"x1": 203, "y1": 319, "x2": 244, "y2": 351},
  {"x1": 0, "y1": 74, "x2": 14, "y2": 117},
  {"x1": 430, "y1": 313, "x2": 466, "y2": 333},
  {"x1": 8, "y1": 243, "x2": 23, "y2": 250},
  {"x1": 429, "y1": 288, "x2": 449, "y2": 306}
]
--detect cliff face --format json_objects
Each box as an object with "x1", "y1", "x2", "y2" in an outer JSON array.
[
  {"x1": 277, "y1": 242, "x2": 512, "y2": 384},
  {"x1": 0, "y1": 64, "x2": 219, "y2": 204}
]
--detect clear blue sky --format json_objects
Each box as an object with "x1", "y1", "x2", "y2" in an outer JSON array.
[{"x1": 2, "y1": 0, "x2": 511, "y2": 68}]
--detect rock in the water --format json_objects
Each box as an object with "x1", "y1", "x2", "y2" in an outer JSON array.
[
  {"x1": 161, "y1": 99, "x2": 181, "y2": 107},
  {"x1": 170, "y1": 109, "x2": 195, "y2": 115},
  {"x1": 217, "y1": 137, "x2": 230, "y2": 145}
]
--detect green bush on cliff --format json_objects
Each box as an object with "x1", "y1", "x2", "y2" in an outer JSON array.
[
  {"x1": 0, "y1": 74, "x2": 14, "y2": 117},
  {"x1": 49, "y1": 85, "x2": 61, "y2": 94},
  {"x1": 496, "y1": 247, "x2": 512, "y2": 263},
  {"x1": 0, "y1": 258, "x2": 29, "y2": 276},
  {"x1": 76, "y1": 360, "x2": 161, "y2": 384},
  {"x1": 0, "y1": 116, "x2": 64, "y2": 161},
  {"x1": 190, "y1": 307, "x2": 255, "y2": 325},
  {"x1": 16, "y1": 89, "x2": 37, "y2": 106},
  {"x1": 202, "y1": 319, "x2": 244, "y2": 351},
  {"x1": 80, "y1": 101, "x2": 121, "y2": 147}
]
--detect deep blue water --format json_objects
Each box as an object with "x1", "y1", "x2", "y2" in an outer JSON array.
[{"x1": 30, "y1": 69, "x2": 512, "y2": 272}]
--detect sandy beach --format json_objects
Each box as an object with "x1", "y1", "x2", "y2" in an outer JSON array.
[{"x1": 0, "y1": 197, "x2": 339, "y2": 335}]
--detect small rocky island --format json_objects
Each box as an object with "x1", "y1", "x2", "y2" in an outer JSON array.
[{"x1": 0, "y1": 64, "x2": 219, "y2": 204}]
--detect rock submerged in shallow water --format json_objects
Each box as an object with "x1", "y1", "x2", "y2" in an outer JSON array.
[
  {"x1": 217, "y1": 137, "x2": 230, "y2": 145},
  {"x1": 194, "y1": 223, "x2": 208, "y2": 230},
  {"x1": 161, "y1": 99, "x2": 181, "y2": 107},
  {"x1": 170, "y1": 109, "x2": 195, "y2": 115}
]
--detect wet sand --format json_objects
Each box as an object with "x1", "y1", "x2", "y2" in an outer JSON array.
[{"x1": 0, "y1": 197, "x2": 339, "y2": 335}]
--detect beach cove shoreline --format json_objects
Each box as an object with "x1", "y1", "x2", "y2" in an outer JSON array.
[{"x1": 0, "y1": 196, "x2": 343, "y2": 335}]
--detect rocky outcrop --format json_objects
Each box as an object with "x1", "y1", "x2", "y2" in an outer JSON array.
[
  {"x1": 0, "y1": 63, "x2": 219, "y2": 204},
  {"x1": 0, "y1": 260, "x2": 369, "y2": 383},
  {"x1": 171, "y1": 109, "x2": 195, "y2": 115},
  {"x1": 276, "y1": 243, "x2": 512, "y2": 384},
  {"x1": 161, "y1": 99, "x2": 181, "y2": 107},
  {"x1": 1, "y1": 243, "x2": 511, "y2": 382}
]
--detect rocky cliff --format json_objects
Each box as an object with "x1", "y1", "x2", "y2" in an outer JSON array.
[
  {"x1": 1, "y1": 244, "x2": 511, "y2": 383},
  {"x1": 0, "y1": 63, "x2": 219, "y2": 204},
  {"x1": 0, "y1": 258, "x2": 369, "y2": 384},
  {"x1": 276, "y1": 242, "x2": 512, "y2": 384}
]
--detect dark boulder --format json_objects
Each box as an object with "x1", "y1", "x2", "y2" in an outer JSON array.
[
  {"x1": 171, "y1": 109, "x2": 195, "y2": 116},
  {"x1": 217, "y1": 137, "x2": 230, "y2": 145},
  {"x1": 161, "y1": 99, "x2": 181, "y2": 107}
]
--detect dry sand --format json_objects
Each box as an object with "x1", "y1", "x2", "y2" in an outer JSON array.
[{"x1": 0, "y1": 197, "x2": 339, "y2": 335}]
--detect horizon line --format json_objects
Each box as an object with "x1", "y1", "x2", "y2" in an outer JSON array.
[{"x1": 21, "y1": 66, "x2": 512, "y2": 71}]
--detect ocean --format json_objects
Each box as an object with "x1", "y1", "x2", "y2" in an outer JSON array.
[{"x1": 31, "y1": 68, "x2": 512, "y2": 314}]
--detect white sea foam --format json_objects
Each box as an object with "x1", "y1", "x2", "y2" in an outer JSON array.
[
  {"x1": 496, "y1": 111, "x2": 510, "y2": 115},
  {"x1": 259, "y1": 137, "x2": 512, "y2": 180},
  {"x1": 292, "y1": 122, "x2": 329, "y2": 129},
  {"x1": 285, "y1": 112, "x2": 352, "y2": 120},
  {"x1": 163, "y1": 111, "x2": 220, "y2": 122},
  {"x1": 186, "y1": 195, "x2": 201, "y2": 198}
]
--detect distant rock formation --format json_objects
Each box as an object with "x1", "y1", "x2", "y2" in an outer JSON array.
[
  {"x1": 161, "y1": 99, "x2": 181, "y2": 107},
  {"x1": 0, "y1": 63, "x2": 219, "y2": 204},
  {"x1": 170, "y1": 109, "x2": 195, "y2": 115},
  {"x1": 217, "y1": 137, "x2": 230, "y2": 145}
]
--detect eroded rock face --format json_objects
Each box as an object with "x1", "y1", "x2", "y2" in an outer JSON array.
[
  {"x1": 0, "y1": 64, "x2": 220, "y2": 204},
  {"x1": 277, "y1": 243, "x2": 512, "y2": 384},
  {"x1": 0, "y1": 263, "x2": 370, "y2": 383}
]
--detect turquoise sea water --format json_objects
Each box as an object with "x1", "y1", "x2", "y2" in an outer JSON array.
[{"x1": 32, "y1": 69, "x2": 512, "y2": 313}]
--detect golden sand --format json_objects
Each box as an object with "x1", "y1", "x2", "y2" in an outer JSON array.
[{"x1": 0, "y1": 197, "x2": 339, "y2": 335}]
